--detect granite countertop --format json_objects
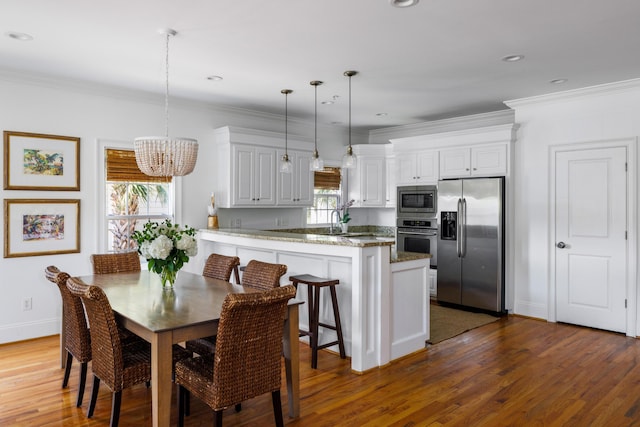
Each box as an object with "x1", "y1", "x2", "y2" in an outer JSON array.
[
  {"x1": 200, "y1": 227, "x2": 432, "y2": 265},
  {"x1": 199, "y1": 227, "x2": 396, "y2": 248}
]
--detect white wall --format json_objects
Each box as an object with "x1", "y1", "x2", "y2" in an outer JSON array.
[
  {"x1": 0, "y1": 73, "x2": 351, "y2": 343},
  {"x1": 505, "y1": 79, "x2": 640, "y2": 327}
]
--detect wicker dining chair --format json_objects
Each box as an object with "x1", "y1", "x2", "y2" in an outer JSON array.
[
  {"x1": 45, "y1": 266, "x2": 92, "y2": 408},
  {"x1": 202, "y1": 253, "x2": 241, "y2": 284},
  {"x1": 241, "y1": 259, "x2": 288, "y2": 291},
  {"x1": 90, "y1": 251, "x2": 141, "y2": 274},
  {"x1": 176, "y1": 285, "x2": 297, "y2": 427},
  {"x1": 66, "y1": 276, "x2": 191, "y2": 427},
  {"x1": 185, "y1": 259, "x2": 287, "y2": 357}
]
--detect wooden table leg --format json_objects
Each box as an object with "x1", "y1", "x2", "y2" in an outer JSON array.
[
  {"x1": 283, "y1": 304, "x2": 300, "y2": 418},
  {"x1": 151, "y1": 331, "x2": 173, "y2": 427}
]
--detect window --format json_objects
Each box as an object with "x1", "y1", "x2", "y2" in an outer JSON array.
[
  {"x1": 105, "y1": 148, "x2": 174, "y2": 252},
  {"x1": 306, "y1": 167, "x2": 342, "y2": 225}
]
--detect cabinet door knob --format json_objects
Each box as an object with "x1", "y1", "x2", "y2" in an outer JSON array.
[
  {"x1": 473, "y1": 167, "x2": 477, "y2": 171},
  {"x1": 466, "y1": 168, "x2": 470, "y2": 171},
  {"x1": 416, "y1": 176, "x2": 420, "y2": 179}
]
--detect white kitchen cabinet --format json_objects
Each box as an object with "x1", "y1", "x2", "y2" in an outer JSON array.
[
  {"x1": 214, "y1": 126, "x2": 314, "y2": 208},
  {"x1": 396, "y1": 151, "x2": 439, "y2": 185},
  {"x1": 232, "y1": 145, "x2": 276, "y2": 206},
  {"x1": 348, "y1": 146, "x2": 387, "y2": 208},
  {"x1": 276, "y1": 149, "x2": 314, "y2": 206},
  {"x1": 430, "y1": 268, "x2": 437, "y2": 297},
  {"x1": 385, "y1": 157, "x2": 396, "y2": 208},
  {"x1": 439, "y1": 144, "x2": 507, "y2": 178}
]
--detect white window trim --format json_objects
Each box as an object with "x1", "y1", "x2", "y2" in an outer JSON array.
[{"x1": 97, "y1": 138, "x2": 183, "y2": 253}]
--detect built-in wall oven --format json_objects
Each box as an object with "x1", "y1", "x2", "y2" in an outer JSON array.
[{"x1": 396, "y1": 217, "x2": 437, "y2": 268}]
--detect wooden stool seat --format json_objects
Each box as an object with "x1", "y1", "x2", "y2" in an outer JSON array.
[{"x1": 289, "y1": 274, "x2": 346, "y2": 369}]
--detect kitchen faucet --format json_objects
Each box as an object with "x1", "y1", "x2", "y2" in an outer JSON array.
[{"x1": 330, "y1": 209, "x2": 342, "y2": 234}]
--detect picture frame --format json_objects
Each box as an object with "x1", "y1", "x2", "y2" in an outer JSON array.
[
  {"x1": 3, "y1": 131, "x2": 80, "y2": 191},
  {"x1": 4, "y1": 199, "x2": 81, "y2": 258}
]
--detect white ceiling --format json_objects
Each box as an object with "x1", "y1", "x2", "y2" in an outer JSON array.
[{"x1": 2, "y1": 0, "x2": 640, "y2": 132}]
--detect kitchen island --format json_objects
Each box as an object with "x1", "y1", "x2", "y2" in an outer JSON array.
[{"x1": 194, "y1": 228, "x2": 430, "y2": 373}]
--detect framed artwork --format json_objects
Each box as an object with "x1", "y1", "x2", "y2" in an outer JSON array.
[
  {"x1": 3, "y1": 131, "x2": 80, "y2": 191},
  {"x1": 4, "y1": 199, "x2": 81, "y2": 258}
]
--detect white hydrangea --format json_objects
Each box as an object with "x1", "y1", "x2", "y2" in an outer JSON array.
[
  {"x1": 148, "y1": 234, "x2": 173, "y2": 259},
  {"x1": 139, "y1": 241, "x2": 152, "y2": 259},
  {"x1": 177, "y1": 234, "x2": 198, "y2": 257}
]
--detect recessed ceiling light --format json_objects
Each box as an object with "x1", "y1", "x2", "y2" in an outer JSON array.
[
  {"x1": 501, "y1": 54, "x2": 524, "y2": 62},
  {"x1": 390, "y1": 0, "x2": 419, "y2": 7},
  {"x1": 550, "y1": 78, "x2": 568, "y2": 84},
  {"x1": 321, "y1": 100, "x2": 334, "y2": 105},
  {"x1": 5, "y1": 31, "x2": 33, "y2": 41},
  {"x1": 206, "y1": 75, "x2": 223, "y2": 81}
]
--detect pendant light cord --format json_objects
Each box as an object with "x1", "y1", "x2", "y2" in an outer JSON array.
[
  {"x1": 348, "y1": 73, "x2": 352, "y2": 149},
  {"x1": 164, "y1": 32, "x2": 170, "y2": 138},
  {"x1": 314, "y1": 84, "x2": 318, "y2": 151},
  {"x1": 285, "y1": 91, "x2": 288, "y2": 154}
]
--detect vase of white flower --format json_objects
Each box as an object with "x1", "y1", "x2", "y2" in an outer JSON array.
[{"x1": 132, "y1": 219, "x2": 198, "y2": 287}]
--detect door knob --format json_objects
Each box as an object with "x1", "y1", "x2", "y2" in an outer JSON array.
[{"x1": 556, "y1": 242, "x2": 566, "y2": 249}]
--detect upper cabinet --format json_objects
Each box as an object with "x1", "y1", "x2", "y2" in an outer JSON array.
[
  {"x1": 347, "y1": 144, "x2": 390, "y2": 208},
  {"x1": 214, "y1": 127, "x2": 314, "y2": 208},
  {"x1": 396, "y1": 151, "x2": 439, "y2": 185},
  {"x1": 391, "y1": 124, "x2": 516, "y2": 181},
  {"x1": 439, "y1": 144, "x2": 507, "y2": 178},
  {"x1": 232, "y1": 145, "x2": 277, "y2": 206},
  {"x1": 385, "y1": 156, "x2": 396, "y2": 208},
  {"x1": 276, "y1": 149, "x2": 314, "y2": 206}
]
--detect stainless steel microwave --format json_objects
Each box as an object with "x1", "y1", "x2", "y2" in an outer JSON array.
[{"x1": 397, "y1": 185, "x2": 437, "y2": 216}]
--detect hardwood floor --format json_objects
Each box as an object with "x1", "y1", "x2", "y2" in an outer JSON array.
[{"x1": 2, "y1": 315, "x2": 640, "y2": 426}]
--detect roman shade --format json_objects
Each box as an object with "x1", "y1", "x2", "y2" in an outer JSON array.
[
  {"x1": 313, "y1": 167, "x2": 341, "y2": 190},
  {"x1": 105, "y1": 148, "x2": 172, "y2": 183}
]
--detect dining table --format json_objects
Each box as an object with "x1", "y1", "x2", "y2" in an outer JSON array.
[{"x1": 76, "y1": 270, "x2": 301, "y2": 427}]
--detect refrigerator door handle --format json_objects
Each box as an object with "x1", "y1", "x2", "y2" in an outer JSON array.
[
  {"x1": 461, "y1": 198, "x2": 467, "y2": 257},
  {"x1": 456, "y1": 198, "x2": 463, "y2": 257}
]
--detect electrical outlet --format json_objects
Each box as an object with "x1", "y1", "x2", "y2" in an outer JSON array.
[{"x1": 22, "y1": 297, "x2": 32, "y2": 311}]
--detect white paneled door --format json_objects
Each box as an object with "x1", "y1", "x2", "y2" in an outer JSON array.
[{"x1": 555, "y1": 146, "x2": 627, "y2": 332}]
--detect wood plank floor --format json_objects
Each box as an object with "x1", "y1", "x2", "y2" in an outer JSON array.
[{"x1": 2, "y1": 315, "x2": 640, "y2": 426}]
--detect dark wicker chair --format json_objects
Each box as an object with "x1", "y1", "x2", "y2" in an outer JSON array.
[
  {"x1": 241, "y1": 260, "x2": 288, "y2": 291},
  {"x1": 202, "y1": 253, "x2": 241, "y2": 284},
  {"x1": 186, "y1": 259, "x2": 287, "y2": 357},
  {"x1": 176, "y1": 285, "x2": 297, "y2": 427},
  {"x1": 90, "y1": 251, "x2": 141, "y2": 274},
  {"x1": 185, "y1": 254, "x2": 241, "y2": 357},
  {"x1": 45, "y1": 266, "x2": 92, "y2": 408},
  {"x1": 66, "y1": 276, "x2": 191, "y2": 427}
]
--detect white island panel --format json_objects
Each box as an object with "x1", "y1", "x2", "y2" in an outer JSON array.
[{"x1": 196, "y1": 229, "x2": 428, "y2": 372}]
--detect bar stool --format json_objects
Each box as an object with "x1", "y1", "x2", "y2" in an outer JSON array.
[{"x1": 289, "y1": 274, "x2": 346, "y2": 369}]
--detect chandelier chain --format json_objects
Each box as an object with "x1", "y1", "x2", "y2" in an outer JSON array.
[{"x1": 164, "y1": 32, "x2": 170, "y2": 138}]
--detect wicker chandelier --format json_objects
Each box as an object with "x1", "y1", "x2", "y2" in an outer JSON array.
[{"x1": 134, "y1": 29, "x2": 198, "y2": 177}]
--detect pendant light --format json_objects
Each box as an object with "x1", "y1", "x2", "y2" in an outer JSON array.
[
  {"x1": 280, "y1": 89, "x2": 293, "y2": 174},
  {"x1": 342, "y1": 70, "x2": 358, "y2": 169},
  {"x1": 309, "y1": 80, "x2": 324, "y2": 171},
  {"x1": 134, "y1": 29, "x2": 198, "y2": 177}
]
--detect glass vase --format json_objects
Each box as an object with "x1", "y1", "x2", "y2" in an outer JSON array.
[{"x1": 159, "y1": 266, "x2": 178, "y2": 287}]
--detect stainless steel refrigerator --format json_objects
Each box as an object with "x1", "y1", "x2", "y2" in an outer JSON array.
[{"x1": 437, "y1": 177, "x2": 505, "y2": 313}]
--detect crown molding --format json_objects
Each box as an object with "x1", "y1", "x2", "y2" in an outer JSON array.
[
  {"x1": 505, "y1": 77, "x2": 640, "y2": 109},
  {"x1": 368, "y1": 110, "x2": 514, "y2": 144}
]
